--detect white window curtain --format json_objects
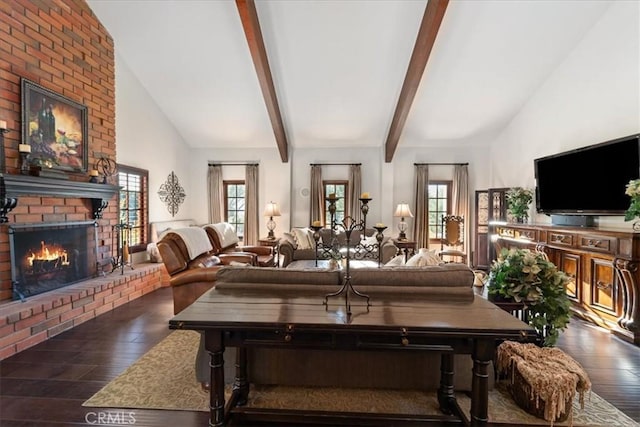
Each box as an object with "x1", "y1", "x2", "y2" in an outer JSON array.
[
  {"x1": 452, "y1": 164, "x2": 470, "y2": 263},
  {"x1": 207, "y1": 165, "x2": 223, "y2": 223},
  {"x1": 349, "y1": 164, "x2": 362, "y2": 223},
  {"x1": 244, "y1": 164, "x2": 259, "y2": 245},
  {"x1": 413, "y1": 165, "x2": 429, "y2": 248},
  {"x1": 310, "y1": 165, "x2": 323, "y2": 225}
]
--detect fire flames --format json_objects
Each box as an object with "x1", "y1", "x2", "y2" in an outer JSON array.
[{"x1": 26, "y1": 241, "x2": 69, "y2": 268}]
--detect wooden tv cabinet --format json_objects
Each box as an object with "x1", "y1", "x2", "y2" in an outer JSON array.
[{"x1": 491, "y1": 222, "x2": 640, "y2": 346}]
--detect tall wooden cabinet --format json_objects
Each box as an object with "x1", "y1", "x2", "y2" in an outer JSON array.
[{"x1": 492, "y1": 222, "x2": 640, "y2": 346}]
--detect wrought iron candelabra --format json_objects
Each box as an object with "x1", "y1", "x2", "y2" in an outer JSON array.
[{"x1": 313, "y1": 195, "x2": 386, "y2": 315}]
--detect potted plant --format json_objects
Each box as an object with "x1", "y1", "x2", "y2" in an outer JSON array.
[
  {"x1": 505, "y1": 187, "x2": 533, "y2": 223},
  {"x1": 487, "y1": 247, "x2": 571, "y2": 346},
  {"x1": 624, "y1": 179, "x2": 640, "y2": 229}
]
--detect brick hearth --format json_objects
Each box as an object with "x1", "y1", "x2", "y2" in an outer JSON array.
[{"x1": 0, "y1": 263, "x2": 169, "y2": 361}]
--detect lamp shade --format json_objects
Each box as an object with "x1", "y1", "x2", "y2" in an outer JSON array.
[
  {"x1": 394, "y1": 203, "x2": 413, "y2": 218},
  {"x1": 263, "y1": 202, "x2": 281, "y2": 217}
]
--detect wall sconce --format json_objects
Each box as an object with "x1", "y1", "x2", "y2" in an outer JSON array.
[
  {"x1": 393, "y1": 203, "x2": 413, "y2": 240},
  {"x1": 263, "y1": 201, "x2": 281, "y2": 239}
]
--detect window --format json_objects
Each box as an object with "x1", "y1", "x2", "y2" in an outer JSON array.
[
  {"x1": 224, "y1": 180, "x2": 245, "y2": 238},
  {"x1": 323, "y1": 181, "x2": 348, "y2": 227},
  {"x1": 118, "y1": 165, "x2": 148, "y2": 252},
  {"x1": 428, "y1": 181, "x2": 452, "y2": 241}
]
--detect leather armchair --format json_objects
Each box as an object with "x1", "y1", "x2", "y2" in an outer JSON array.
[
  {"x1": 157, "y1": 230, "x2": 255, "y2": 314},
  {"x1": 203, "y1": 224, "x2": 275, "y2": 267}
]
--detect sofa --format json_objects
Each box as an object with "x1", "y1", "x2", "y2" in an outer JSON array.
[
  {"x1": 279, "y1": 227, "x2": 397, "y2": 267},
  {"x1": 156, "y1": 227, "x2": 256, "y2": 314},
  {"x1": 197, "y1": 263, "x2": 493, "y2": 392}
]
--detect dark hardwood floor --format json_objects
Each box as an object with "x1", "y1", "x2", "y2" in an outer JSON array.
[{"x1": 0, "y1": 286, "x2": 638, "y2": 426}]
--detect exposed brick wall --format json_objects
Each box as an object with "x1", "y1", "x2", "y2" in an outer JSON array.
[{"x1": 0, "y1": 0, "x2": 116, "y2": 302}]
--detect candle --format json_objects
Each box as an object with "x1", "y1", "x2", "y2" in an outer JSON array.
[
  {"x1": 0, "y1": 120, "x2": 6, "y2": 130},
  {"x1": 361, "y1": 192, "x2": 370, "y2": 198},
  {"x1": 312, "y1": 220, "x2": 321, "y2": 227},
  {"x1": 375, "y1": 223, "x2": 385, "y2": 228},
  {"x1": 90, "y1": 169, "x2": 99, "y2": 177},
  {"x1": 18, "y1": 144, "x2": 31, "y2": 153}
]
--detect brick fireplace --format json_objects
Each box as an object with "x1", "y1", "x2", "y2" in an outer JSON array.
[
  {"x1": 0, "y1": 0, "x2": 118, "y2": 302},
  {"x1": 0, "y1": 1, "x2": 168, "y2": 360},
  {"x1": 9, "y1": 220, "x2": 98, "y2": 301}
]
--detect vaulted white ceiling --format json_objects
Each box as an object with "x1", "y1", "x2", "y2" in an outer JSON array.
[{"x1": 87, "y1": 0, "x2": 612, "y2": 160}]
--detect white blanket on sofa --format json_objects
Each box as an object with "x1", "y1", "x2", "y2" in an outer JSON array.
[
  {"x1": 207, "y1": 223, "x2": 240, "y2": 248},
  {"x1": 172, "y1": 227, "x2": 213, "y2": 260}
]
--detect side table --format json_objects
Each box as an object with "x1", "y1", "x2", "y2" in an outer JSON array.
[
  {"x1": 393, "y1": 239, "x2": 417, "y2": 263},
  {"x1": 258, "y1": 237, "x2": 280, "y2": 267}
]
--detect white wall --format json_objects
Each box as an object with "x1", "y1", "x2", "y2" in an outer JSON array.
[
  {"x1": 115, "y1": 54, "x2": 193, "y2": 223},
  {"x1": 488, "y1": 1, "x2": 640, "y2": 228},
  {"x1": 187, "y1": 147, "x2": 289, "y2": 238},
  {"x1": 289, "y1": 147, "x2": 384, "y2": 229},
  {"x1": 391, "y1": 145, "x2": 490, "y2": 241}
]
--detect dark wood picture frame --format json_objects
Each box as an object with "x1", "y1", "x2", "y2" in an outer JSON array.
[{"x1": 21, "y1": 78, "x2": 88, "y2": 173}]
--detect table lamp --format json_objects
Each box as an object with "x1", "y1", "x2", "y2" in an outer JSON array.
[
  {"x1": 264, "y1": 201, "x2": 281, "y2": 239},
  {"x1": 394, "y1": 203, "x2": 413, "y2": 240}
]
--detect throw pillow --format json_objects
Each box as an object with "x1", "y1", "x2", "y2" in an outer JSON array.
[
  {"x1": 305, "y1": 228, "x2": 316, "y2": 247},
  {"x1": 361, "y1": 235, "x2": 378, "y2": 246},
  {"x1": 292, "y1": 227, "x2": 314, "y2": 250},
  {"x1": 385, "y1": 254, "x2": 405, "y2": 266},
  {"x1": 473, "y1": 270, "x2": 487, "y2": 287},
  {"x1": 405, "y1": 248, "x2": 443, "y2": 267},
  {"x1": 282, "y1": 232, "x2": 297, "y2": 249},
  {"x1": 146, "y1": 243, "x2": 162, "y2": 263}
]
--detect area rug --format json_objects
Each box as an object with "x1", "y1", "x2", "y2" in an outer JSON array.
[{"x1": 83, "y1": 330, "x2": 638, "y2": 427}]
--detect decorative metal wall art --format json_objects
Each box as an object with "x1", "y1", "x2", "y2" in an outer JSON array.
[{"x1": 158, "y1": 171, "x2": 185, "y2": 217}]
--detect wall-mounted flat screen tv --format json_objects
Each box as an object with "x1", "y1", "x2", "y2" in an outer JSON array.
[{"x1": 534, "y1": 133, "x2": 640, "y2": 215}]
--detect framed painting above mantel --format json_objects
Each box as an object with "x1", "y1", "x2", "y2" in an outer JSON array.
[{"x1": 21, "y1": 78, "x2": 88, "y2": 173}]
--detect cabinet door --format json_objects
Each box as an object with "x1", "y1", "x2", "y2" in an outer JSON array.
[
  {"x1": 560, "y1": 252, "x2": 580, "y2": 302},
  {"x1": 487, "y1": 188, "x2": 509, "y2": 262},
  {"x1": 474, "y1": 190, "x2": 489, "y2": 269},
  {"x1": 589, "y1": 258, "x2": 618, "y2": 315}
]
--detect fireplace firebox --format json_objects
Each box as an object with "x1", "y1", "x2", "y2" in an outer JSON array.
[{"x1": 9, "y1": 221, "x2": 99, "y2": 301}]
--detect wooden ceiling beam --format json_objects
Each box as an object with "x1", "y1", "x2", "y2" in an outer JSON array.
[
  {"x1": 384, "y1": 0, "x2": 449, "y2": 163},
  {"x1": 236, "y1": 0, "x2": 289, "y2": 162}
]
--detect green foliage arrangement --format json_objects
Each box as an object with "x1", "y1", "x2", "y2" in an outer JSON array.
[
  {"x1": 624, "y1": 179, "x2": 640, "y2": 221},
  {"x1": 505, "y1": 187, "x2": 533, "y2": 222},
  {"x1": 488, "y1": 248, "x2": 571, "y2": 346}
]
